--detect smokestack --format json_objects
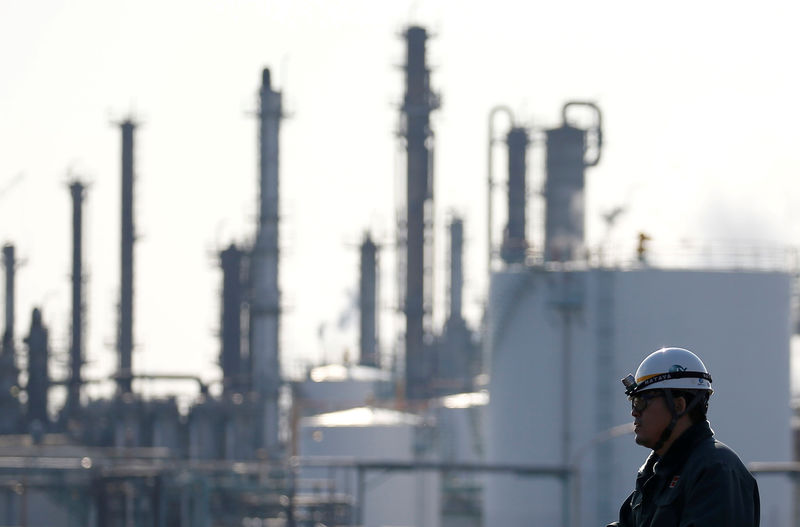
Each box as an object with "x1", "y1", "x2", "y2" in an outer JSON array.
[
  {"x1": 359, "y1": 233, "x2": 378, "y2": 368},
  {"x1": 401, "y1": 26, "x2": 439, "y2": 401},
  {"x1": 66, "y1": 181, "x2": 85, "y2": 416},
  {"x1": 220, "y1": 244, "x2": 244, "y2": 394},
  {"x1": 24, "y1": 308, "x2": 49, "y2": 432},
  {"x1": 501, "y1": 127, "x2": 529, "y2": 264},
  {"x1": 250, "y1": 67, "x2": 282, "y2": 455},
  {"x1": 118, "y1": 119, "x2": 136, "y2": 395},
  {"x1": 447, "y1": 217, "x2": 464, "y2": 322}
]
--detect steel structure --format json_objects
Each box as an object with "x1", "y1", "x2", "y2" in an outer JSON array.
[
  {"x1": 359, "y1": 233, "x2": 378, "y2": 368},
  {"x1": 250, "y1": 68, "x2": 283, "y2": 457},
  {"x1": 400, "y1": 26, "x2": 439, "y2": 401},
  {"x1": 117, "y1": 119, "x2": 137, "y2": 394}
]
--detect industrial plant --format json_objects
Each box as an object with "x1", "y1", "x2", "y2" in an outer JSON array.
[{"x1": 0, "y1": 24, "x2": 798, "y2": 527}]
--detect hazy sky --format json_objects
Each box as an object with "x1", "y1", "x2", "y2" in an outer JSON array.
[{"x1": 2, "y1": 0, "x2": 800, "y2": 401}]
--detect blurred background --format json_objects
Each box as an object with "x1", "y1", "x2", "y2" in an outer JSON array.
[{"x1": 0, "y1": 1, "x2": 799, "y2": 526}]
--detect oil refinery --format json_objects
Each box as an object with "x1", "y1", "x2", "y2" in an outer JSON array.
[{"x1": 0, "y1": 23, "x2": 798, "y2": 527}]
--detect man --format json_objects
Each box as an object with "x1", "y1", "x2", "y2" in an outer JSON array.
[{"x1": 608, "y1": 347, "x2": 760, "y2": 527}]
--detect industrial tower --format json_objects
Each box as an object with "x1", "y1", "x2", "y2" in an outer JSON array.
[
  {"x1": 543, "y1": 102, "x2": 602, "y2": 262},
  {"x1": 500, "y1": 127, "x2": 530, "y2": 265},
  {"x1": 359, "y1": 233, "x2": 378, "y2": 368},
  {"x1": 117, "y1": 119, "x2": 136, "y2": 395},
  {"x1": 0, "y1": 245, "x2": 21, "y2": 433},
  {"x1": 220, "y1": 244, "x2": 245, "y2": 395},
  {"x1": 250, "y1": 68, "x2": 283, "y2": 456},
  {"x1": 400, "y1": 26, "x2": 439, "y2": 401},
  {"x1": 65, "y1": 181, "x2": 85, "y2": 422}
]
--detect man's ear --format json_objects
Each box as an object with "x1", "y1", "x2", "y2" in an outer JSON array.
[{"x1": 673, "y1": 394, "x2": 687, "y2": 414}]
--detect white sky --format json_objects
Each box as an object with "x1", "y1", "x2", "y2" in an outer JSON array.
[{"x1": 2, "y1": 0, "x2": 800, "y2": 401}]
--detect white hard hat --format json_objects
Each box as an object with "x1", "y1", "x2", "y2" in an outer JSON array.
[{"x1": 622, "y1": 347, "x2": 713, "y2": 395}]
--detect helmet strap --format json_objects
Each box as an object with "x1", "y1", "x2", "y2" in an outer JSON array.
[{"x1": 652, "y1": 390, "x2": 704, "y2": 453}]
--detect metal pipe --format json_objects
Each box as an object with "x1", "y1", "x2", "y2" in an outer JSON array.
[
  {"x1": 561, "y1": 101, "x2": 603, "y2": 166},
  {"x1": 487, "y1": 106, "x2": 514, "y2": 275}
]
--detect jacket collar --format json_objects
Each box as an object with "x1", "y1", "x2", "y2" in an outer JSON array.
[{"x1": 655, "y1": 420, "x2": 714, "y2": 475}]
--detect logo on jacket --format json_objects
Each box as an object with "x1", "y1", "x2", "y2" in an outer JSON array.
[{"x1": 669, "y1": 475, "x2": 680, "y2": 488}]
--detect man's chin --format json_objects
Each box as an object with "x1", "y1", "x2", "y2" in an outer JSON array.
[{"x1": 634, "y1": 434, "x2": 650, "y2": 447}]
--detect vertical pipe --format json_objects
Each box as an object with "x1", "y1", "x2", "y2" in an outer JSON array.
[
  {"x1": 402, "y1": 26, "x2": 438, "y2": 401},
  {"x1": 67, "y1": 181, "x2": 84, "y2": 414},
  {"x1": 118, "y1": 120, "x2": 136, "y2": 395},
  {"x1": 486, "y1": 106, "x2": 514, "y2": 273},
  {"x1": 359, "y1": 234, "x2": 378, "y2": 367},
  {"x1": 251, "y1": 68, "x2": 282, "y2": 455}
]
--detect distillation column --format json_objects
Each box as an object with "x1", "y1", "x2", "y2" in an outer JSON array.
[
  {"x1": 447, "y1": 218, "x2": 464, "y2": 323},
  {"x1": 66, "y1": 181, "x2": 85, "y2": 418},
  {"x1": 0, "y1": 245, "x2": 21, "y2": 433},
  {"x1": 117, "y1": 120, "x2": 136, "y2": 395},
  {"x1": 501, "y1": 127, "x2": 530, "y2": 264},
  {"x1": 359, "y1": 233, "x2": 378, "y2": 368},
  {"x1": 220, "y1": 244, "x2": 244, "y2": 395},
  {"x1": 24, "y1": 308, "x2": 49, "y2": 433},
  {"x1": 401, "y1": 26, "x2": 439, "y2": 401},
  {"x1": 251, "y1": 68, "x2": 282, "y2": 456},
  {"x1": 543, "y1": 102, "x2": 602, "y2": 262}
]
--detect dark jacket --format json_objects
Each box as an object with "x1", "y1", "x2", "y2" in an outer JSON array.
[{"x1": 608, "y1": 420, "x2": 760, "y2": 527}]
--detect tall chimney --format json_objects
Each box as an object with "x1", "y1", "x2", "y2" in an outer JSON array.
[
  {"x1": 359, "y1": 233, "x2": 378, "y2": 368},
  {"x1": 401, "y1": 26, "x2": 439, "y2": 401},
  {"x1": 66, "y1": 181, "x2": 85, "y2": 415},
  {"x1": 118, "y1": 119, "x2": 136, "y2": 395},
  {"x1": 250, "y1": 68, "x2": 282, "y2": 456}
]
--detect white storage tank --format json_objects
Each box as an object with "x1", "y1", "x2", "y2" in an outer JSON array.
[
  {"x1": 485, "y1": 266, "x2": 793, "y2": 527},
  {"x1": 296, "y1": 364, "x2": 394, "y2": 416},
  {"x1": 299, "y1": 407, "x2": 441, "y2": 527}
]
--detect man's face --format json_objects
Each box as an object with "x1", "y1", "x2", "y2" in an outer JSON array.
[{"x1": 631, "y1": 390, "x2": 672, "y2": 449}]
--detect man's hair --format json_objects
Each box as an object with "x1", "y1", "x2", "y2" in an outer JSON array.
[{"x1": 671, "y1": 390, "x2": 710, "y2": 423}]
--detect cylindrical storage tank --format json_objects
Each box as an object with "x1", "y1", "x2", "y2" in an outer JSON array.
[
  {"x1": 485, "y1": 266, "x2": 793, "y2": 527},
  {"x1": 544, "y1": 125, "x2": 586, "y2": 262},
  {"x1": 299, "y1": 407, "x2": 440, "y2": 527}
]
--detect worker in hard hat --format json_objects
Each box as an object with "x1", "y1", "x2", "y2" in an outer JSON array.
[{"x1": 607, "y1": 347, "x2": 760, "y2": 526}]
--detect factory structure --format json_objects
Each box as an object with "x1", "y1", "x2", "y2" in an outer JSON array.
[{"x1": 0, "y1": 24, "x2": 798, "y2": 527}]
